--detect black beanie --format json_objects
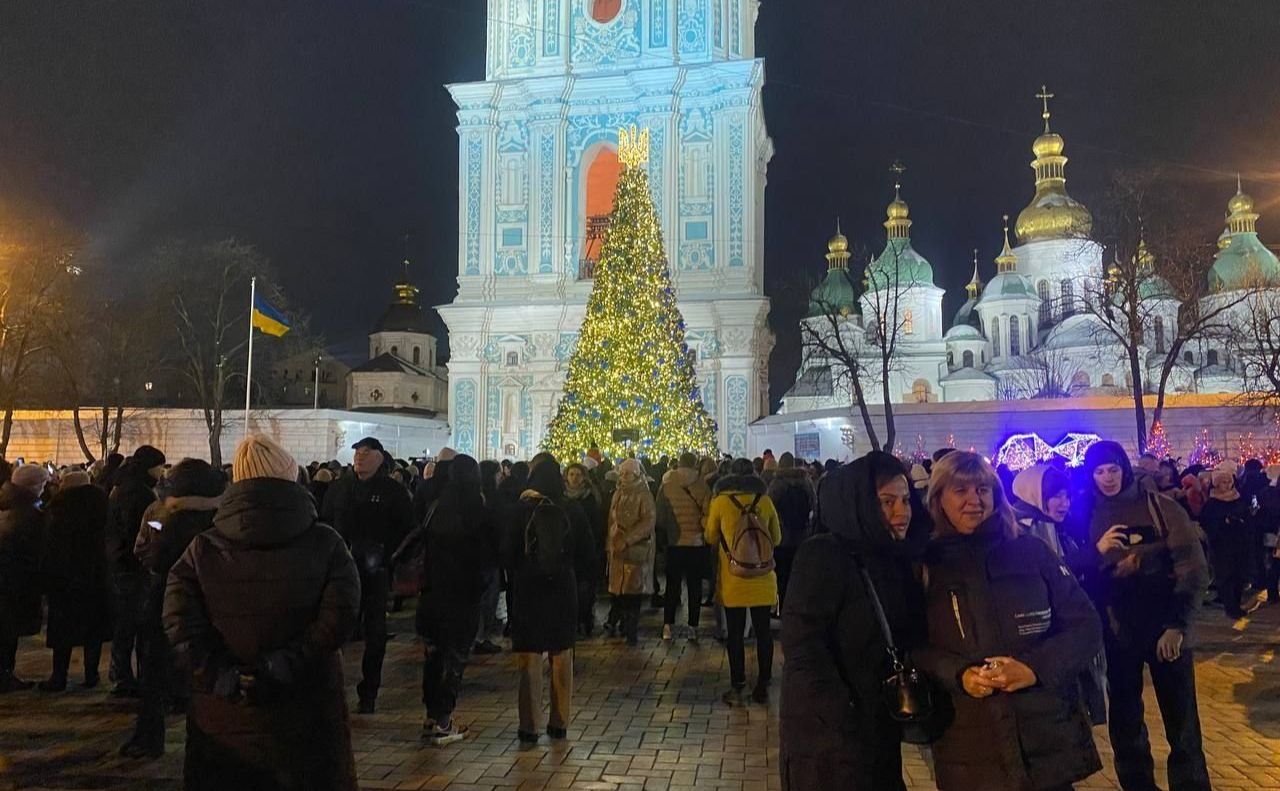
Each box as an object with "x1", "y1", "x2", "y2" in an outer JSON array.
[
  {"x1": 1083, "y1": 440, "x2": 1134, "y2": 491},
  {"x1": 166, "y1": 458, "x2": 227, "y2": 499},
  {"x1": 132, "y1": 445, "x2": 166, "y2": 470}
]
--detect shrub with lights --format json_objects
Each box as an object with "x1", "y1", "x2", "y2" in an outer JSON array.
[{"x1": 542, "y1": 126, "x2": 718, "y2": 460}]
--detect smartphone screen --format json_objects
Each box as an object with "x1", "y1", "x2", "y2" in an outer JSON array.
[{"x1": 147, "y1": 520, "x2": 163, "y2": 531}]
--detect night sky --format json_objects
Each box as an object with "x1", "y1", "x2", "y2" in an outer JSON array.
[{"x1": 2, "y1": 1, "x2": 1278, "y2": 407}]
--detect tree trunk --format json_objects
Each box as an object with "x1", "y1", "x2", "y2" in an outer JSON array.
[
  {"x1": 208, "y1": 407, "x2": 223, "y2": 467},
  {"x1": 111, "y1": 406, "x2": 124, "y2": 455},
  {"x1": 851, "y1": 393, "x2": 881, "y2": 452},
  {"x1": 1128, "y1": 347, "x2": 1147, "y2": 453},
  {"x1": 880, "y1": 360, "x2": 897, "y2": 452},
  {"x1": 71, "y1": 407, "x2": 95, "y2": 463},
  {"x1": 0, "y1": 407, "x2": 13, "y2": 458}
]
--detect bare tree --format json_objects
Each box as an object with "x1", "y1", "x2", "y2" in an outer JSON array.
[
  {"x1": 996, "y1": 343, "x2": 1082, "y2": 400},
  {"x1": 1079, "y1": 169, "x2": 1250, "y2": 452},
  {"x1": 1234, "y1": 289, "x2": 1280, "y2": 411},
  {"x1": 0, "y1": 201, "x2": 80, "y2": 456},
  {"x1": 145, "y1": 239, "x2": 288, "y2": 466},
  {"x1": 795, "y1": 241, "x2": 916, "y2": 452}
]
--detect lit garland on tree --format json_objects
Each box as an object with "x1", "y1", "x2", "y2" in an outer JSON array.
[
  {"x1": 1188, "y1": 428, "x2": 1223, "y2": 468},
  {"x1": 1146, "y1": 420, "x2": 1171, "y2": 459},
  {"x1": 542, "y1": 126, "x2": 718, "y2": 460}
]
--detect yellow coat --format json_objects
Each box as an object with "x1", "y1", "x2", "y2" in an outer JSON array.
[{"x1": 704, "y1": 482, "x2": 782, "y2": 609}]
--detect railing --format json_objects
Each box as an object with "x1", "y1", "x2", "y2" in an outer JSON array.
[
  {"x1": 577, "y1": 258, "x2": 598, "y2": 280},
  {"x1": 578, "y1": 214, "x2": 612, "y2": 280}
]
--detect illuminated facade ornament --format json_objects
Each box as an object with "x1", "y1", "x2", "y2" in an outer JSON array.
[{"x1": 618, "y1": 125, "x2": 650, "y2": 169}]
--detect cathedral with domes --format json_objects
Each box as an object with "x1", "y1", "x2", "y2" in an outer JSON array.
[{"x1": 782, "y1": 92, "x2": 1280, "y2": 413}]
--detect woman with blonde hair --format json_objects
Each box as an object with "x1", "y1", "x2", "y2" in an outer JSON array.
[{"x1": 917, "y1": 451, "x2": 1102, "y2": 791}]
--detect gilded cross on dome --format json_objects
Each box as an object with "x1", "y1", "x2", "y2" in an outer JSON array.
[
  {"x1": 618, "y1": 125, "x2": 651, "y2": 168},
  {"x1": 1036, "y1": 84, "x2": 1055, "y2": 132},
  {"x1": 889, "y1": 159, "x2": 907, "y2": 198}
]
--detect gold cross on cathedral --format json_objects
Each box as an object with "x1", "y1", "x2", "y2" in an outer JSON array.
[
  {"x1": 889, "y1": 160, "x2": 906, "y2": 199},
  {"x1": 1036, "y1": 84, "x2": 1055, "y2": 132}
]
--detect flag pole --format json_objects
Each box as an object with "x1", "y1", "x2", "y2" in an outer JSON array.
[
  {"x1": 313, "y1": 354, "x2": 321, "y2": 410},
  {"x1": 244, "y1": 276, "x2": 256, "y2": 438}
]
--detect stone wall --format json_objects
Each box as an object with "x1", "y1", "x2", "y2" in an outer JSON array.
[
  {"x1": 750, "y1": 394, "x2": 1277, "y2": 463},
  {"x1": 5, "y1": 409, "x2": 452, "y2": 465}
]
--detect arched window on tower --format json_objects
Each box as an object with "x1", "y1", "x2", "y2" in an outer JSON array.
[
  {"x1": 1153, "y1": 316, "x2": 1165, "y2": 354},
  {"x1": 991, "y1": 319, "x2": 1001, "y2": 358},
  {"x1": 590, "y1": 0, "x2": 622, "y2": 23},
  {"x1": 1061, "y1": 280, "x2": 1075, "y2": 318},
  {"x1": 413, "y1": 347, "x2": 421, "y2": 365},
  {"x1": 903, "y1": 309, "x2": 914, "y2": 335},
  {"x1": 1037, "y1": 281, "x2": 1051, "y2": 325},
  {"x1": 962, "y1": 349, "x2": 975, "y2": 368},
  {"x1": 1070, "y1": 371, "x2": 1091, "y2": 395},
  {"x1": 581, "y1": 147, "x2": 621, "y2": 279},
  {"x1": 1207, "y1": 349, "x2": 1219, "y2": 367},
  {"x1": 1184, "y1": 350, "x2": 1194, "y2": 364},
  {"x1": 1009, "y1": 317, "x2": 1021, "y2": 356}
]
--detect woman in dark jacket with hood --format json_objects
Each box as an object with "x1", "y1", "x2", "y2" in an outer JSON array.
[
  {"x1": 416, "y1": 454, "x2": 497, "y2": 746},
  {"x1": 164, "y1": 436, "x2": 360, "y2": 791},
  {"x1": 502, "y1": 453, "x2": 595, "y2": 743},
  {"x1": 0, "y1": 465, "x2": 50, "y2": 693},
  {"x1": 779, "y1": 452, "x2": 928, "y2": 791},
  {"x1": 122, "y1": 459, "x2": 226, "y2": 758},
  {"x1": 40, "y1": 470, "x2": 111, "y2": 692},
  {"x1": 917, "y1": 451, "x2": 1102, "y2": 791}
]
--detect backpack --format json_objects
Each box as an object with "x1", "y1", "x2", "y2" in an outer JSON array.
[
  {"x1": 524, "y1": 498, "x2": 573, "y2": 578},
  {"x1": 720, "y1": 493, "x2": 775, "y2": 578}
]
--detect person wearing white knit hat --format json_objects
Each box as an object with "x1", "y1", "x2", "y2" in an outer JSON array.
[{"x1": 165, "y1": 434, "x2": 361, "y2": 788}]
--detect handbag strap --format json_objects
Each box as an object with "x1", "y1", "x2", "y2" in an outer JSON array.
[{"x1": 853, "y1": 555, "x2": 906, "y2": 671}]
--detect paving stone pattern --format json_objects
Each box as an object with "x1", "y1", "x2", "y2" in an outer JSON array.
[{"x1": 2, "y1": 600, "x2": 1278, "y2": 790}]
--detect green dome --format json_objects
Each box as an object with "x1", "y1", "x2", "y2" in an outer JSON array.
[
  {"x1": 867, "y1": 238, "x2": 934, "y2": 288},
  {"x1": 978, "y1": 271, "x2": 1034, "y2": 302},
  {"x1": 1137, "y1": 273, "x2": 1176, "y2": 301},
  {"x1": 807, "y1": 267, "x2": 859, "y2": 317},
  {"x1": 1209, "y1": 232, "x2": 1280, "y2": 292},
  {"x1": 950, "y1": 295, "x2": 981, "y2": 331}
]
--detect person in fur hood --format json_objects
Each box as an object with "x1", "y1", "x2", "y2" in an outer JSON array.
[
  {"x1": 706, "y1": 458, "x2": 782, "y2": 705},
  {"x1": 123, "y1": 459, "x2": 227, "y2": 759}
]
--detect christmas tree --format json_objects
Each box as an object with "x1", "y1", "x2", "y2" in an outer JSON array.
[
  {"x1": 1147, "y1": 420, "x2": 1171, "y2": 459},
  {"x1": 542, "y1": 126, "x2": 718, "y2": 460}
]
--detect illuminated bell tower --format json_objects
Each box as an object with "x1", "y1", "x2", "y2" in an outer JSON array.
[{"x1": 439, "y1": 1, "x2": 774, "y2": 458}]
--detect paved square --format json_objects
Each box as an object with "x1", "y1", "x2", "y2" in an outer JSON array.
[{"x1": 2, "y1": 599, "x2": 1278, "y2": 790}]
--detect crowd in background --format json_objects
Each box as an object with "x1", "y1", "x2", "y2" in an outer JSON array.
[{"x1": 0, "y1": 433, "x2": 1272, "y2": 790}]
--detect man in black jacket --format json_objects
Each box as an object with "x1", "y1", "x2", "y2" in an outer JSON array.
[
  {"x1": 105, "y1": 445, "x2": 166, "y2": 697},
  {"x1": 320, "y1": 436, "x2": 413, "y2": 713}
]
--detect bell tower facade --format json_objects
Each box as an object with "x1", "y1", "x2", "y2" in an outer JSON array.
[{"x1": 440, "y1": 1, "x2": 773, "y2": 458}]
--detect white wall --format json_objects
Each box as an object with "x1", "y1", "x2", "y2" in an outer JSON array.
[{"x1": 5, "y1": 409, "x2": 452, "y2": 466}]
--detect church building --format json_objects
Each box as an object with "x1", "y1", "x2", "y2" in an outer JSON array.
[{"x1": 438, "y1": 1, "x2": 774, "y2": 459}]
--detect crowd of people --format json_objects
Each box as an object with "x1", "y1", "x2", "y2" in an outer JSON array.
[{"x1": 0, "y1": 432, "x2": 1272, "y2": 790}]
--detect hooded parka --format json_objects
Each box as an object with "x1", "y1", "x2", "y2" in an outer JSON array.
[
  {"x1": 0, "y1": 482, "x2": 45, "y2": 642},
  {"x1": 916, "y1": 515, "x2": 1103, "y2": 791},
  {"x1": 42, "y1": 482, "x2": 112, "y2": 649},
  {"x1": 608, "y1": 467, "x2": 656, "y2": 596},
  {"x1": 705, "y1": 474, "x2": 782, "y2": 609},
  {"x1": 163, "y1": 478, "x2": 361, "y2": 791},
  {"x1": 779, "y1": 453, "x2": 929, "y2": 791}
]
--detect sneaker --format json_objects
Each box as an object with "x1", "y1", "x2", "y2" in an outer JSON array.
[
  {"x1": 473, "y1": 640, "x2": 503, "y2": 655},
  {"x1": 429, "y1": 720, "x2": 468, "y2": 746},
  {"x1": 751, "y1": 682, "x2": 770, "y2": 705},
  {"x1": 721, "y1": 687, "x2": 745, "y2": 707},
  {"x1": 517, "y1": 730, "x2": 540, "y2": 745},
  {"x1": 686, "y1": 629, "x2": 699, "y2": 644},
  {"x1": 661, "y1": 624, "x2": 673, "y2": 641},
  {"x1": 357, "y1": 697, "x2": 376, "y2": 714},
  {"x1": 546, "y1": 726, "x2": 567, "y2": 740}
]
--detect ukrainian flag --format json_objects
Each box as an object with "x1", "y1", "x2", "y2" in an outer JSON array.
[{"x1": 251, "y1": 295, "x2": 291, "y2": 337}]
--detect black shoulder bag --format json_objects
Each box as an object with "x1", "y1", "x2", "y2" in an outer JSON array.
[{"x1": 855, "y1": 558, "x2": 948, "y2": 744}]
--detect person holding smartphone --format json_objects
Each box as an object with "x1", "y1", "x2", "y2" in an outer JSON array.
[{"x1": 1078, "y1": 441, "x2": 1211, "y2": 791}]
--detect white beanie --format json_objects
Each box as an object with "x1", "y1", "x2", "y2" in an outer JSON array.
[
  {"x1": 11, "y1": 464, "x2": 50, "y2": 493},
  {"x1": 233, "y1": 435, "x2": 298, "y2": 482}
]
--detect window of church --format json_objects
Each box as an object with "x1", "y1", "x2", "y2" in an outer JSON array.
[
  {"x1": 1102, "y1": 373, "x2": 1115, "y2": 387},
  {"x1": 1061, "y1": 280, "x2": 1075, "y2": 318},
  {"x1": 1184, "y1": 350, "x2": 1194, "y2": 364},
  {"x1": 583, "y1": 147, "x2": 620, "y2": 266},
  {"x1": 903, "y1": 310, "x2": 914, "y2": 335},
  {"x1": 1153, "y1": 316, "x2": 1165, "y2": 354},
  {"x1": 391, "y1": 346, "x2": 399, "y2": 357},
  {"x1": 1069, "y1": 371, "x2": 1090, "y2": 396},
  {"x1": 947, "y1": 351, "x2": 954, "y2": 368},
  {"x1": 962, "y1": 350, "x2": 974, "y2": 368},
  {"x1": 991, "y1": 321, "x2": 1001, "y2": 358},
  {"x1": 1038, "y1": 281, "x2": 1051, "y2": 325},
  {"x1": 590, "y1": 0, "x2": 623, "y2": 24},
  {"x1": 1009, "y1": 318, "x2": 1021, "y2": 357},
  {"x1": 1207, "y1": 349, "x2": 1219, "y2": 367},
  {"x1": 413, "y1": 347, "x2": 421, "y2": 365},
  {"x1": 506, "y1": 351, "x2": 520, "y2": 367},
  {"x1": 911, "y1": 379, "x2": 931, "y2": 404}
]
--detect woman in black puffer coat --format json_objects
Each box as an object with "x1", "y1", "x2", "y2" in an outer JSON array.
[
  {"x1": 41, "y1": 471, "x2": 111, "y2": 691},
  {"x1": 917, "y1": 452, "x2": 1102, "y2": 791},
  {"x1": 0, "y1": 466, "x2": 50, "y2": 693},
  {"x1": 164, "y1": 436, "x2": 360, "y2": 791},
  {"x1": 780, "y1": 452, "x2": 929, "y2": 791}
]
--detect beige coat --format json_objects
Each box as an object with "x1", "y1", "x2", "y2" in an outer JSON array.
[
  {"x1": 607, "y1": 481, "x2": 656, "y2": 596},
  {"x1": 657, "y1": 466, "x2": 712, "y2": 546}
]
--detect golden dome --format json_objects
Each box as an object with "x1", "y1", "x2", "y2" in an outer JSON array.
[
  {"x1": 1032, "y1": 133, "x2": 1065, "y2": 158},
  {"x1": 827, "y1": 232, "x2": 849, "y2": 254},
  {"x1": 886, "y1": 198, "x2": 910, "y2": 220},
  {"x1": 1218, "y1": 227, "x2": 1232, "y2": 251},
  {"x1": 1228, "y1": 190, "x2": 1254, "y2": 215}
]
